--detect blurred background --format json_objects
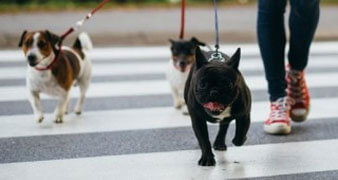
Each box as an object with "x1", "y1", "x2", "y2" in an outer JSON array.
[{"x1": 0, "y1": 0, "x2": 338, "y2": 49}]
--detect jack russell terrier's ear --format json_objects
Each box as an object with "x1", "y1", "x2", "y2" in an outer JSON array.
[
  {"x1": 190, "y1": 37, "x2": 206, "y2": 47},
  {"x1": 168, "y1": 39, "x2": 176, "y2": 45},
  {"x1": 18, "y1": 30, "x2": 28, "y2": 47},
  {"x1": 45, "y1": 30, "x2": 61, "y2": 48}
]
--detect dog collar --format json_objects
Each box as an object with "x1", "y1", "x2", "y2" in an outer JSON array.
[
  {"x1": 34, "y1": 50, "x2": 62, "y2": 71},
  {"x1": 208, "y1": 52, "x2": 225, "y2": 62}
]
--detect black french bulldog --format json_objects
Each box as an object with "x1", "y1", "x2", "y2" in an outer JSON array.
[{"x1": 184, "y1": 46, "x2": 251, "y2": 166}]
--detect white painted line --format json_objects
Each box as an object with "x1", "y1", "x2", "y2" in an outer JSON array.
[
  {"x1": 0, "y1": 80, "x2": 168, "y2": 102},
  {"x1": 1, "y1": 139, "x2": 338, "y2": 179},
  {"x1": 0, "y1": 56, "x2": 337, "y2": 80},
  {"x1": 0, "y1": 62, "x2": 167, "y2": 80},
  {"x1": 0, "y1": 97, "x2": 336, "y2": 138},
  {"x1": 0, "y1": 72, "x2": 337, "y2": 102},
  {"x1": 3, "y1": 41, "x2": 338, "y2": 62}
]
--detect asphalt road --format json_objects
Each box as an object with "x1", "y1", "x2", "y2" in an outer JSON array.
[
  {"x1": 0, "y1": 42, "x2": 338, "y2": 179},
  {"x1": 1, "y1": 5, "x2": 338, "y2": 48}
]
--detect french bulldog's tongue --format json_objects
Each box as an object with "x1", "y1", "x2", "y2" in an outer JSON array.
[{"x1": 203, "y1": 102, "x2": 225, "y2": 111}]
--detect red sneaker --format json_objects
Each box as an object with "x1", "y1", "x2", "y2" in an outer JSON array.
[
  {"x1": 286, "y1": 65, "x2": 310, "y2": 122},
  {"x1": 264, "y1": 97, "x2": 291, "y2": 135}
]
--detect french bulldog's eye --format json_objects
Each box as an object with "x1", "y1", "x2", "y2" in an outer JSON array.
[
  {"x1": 38, "y1": 40, "x2": 46, "y2": 48},
  {"x1": 228, "y1": 83, "x2": 233, "y2": 89},
  {"x1": 200, "y1": 82, "x2": 208, "y2": 89}
]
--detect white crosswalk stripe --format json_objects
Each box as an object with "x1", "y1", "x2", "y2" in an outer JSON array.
[
  {"x1": 0, "y1": 72, "x2": 338, "y2": 102},
  {"x1": 0, "y1": 97, "x2": 336, "y2": 138},
  {"x1": 0, "y1": 56, "x2": 337, "y2": 79},
  {"x1": 0, "y1": 42, "x2": 338, "y2": 179},
  {"x1": 1, "y1": 139, "x2": 338, "y2": 180},
  {"x1": 3, "y1": 42, "x2": 337, "y2": 62}
]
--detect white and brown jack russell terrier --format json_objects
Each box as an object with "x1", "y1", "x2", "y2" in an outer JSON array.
[
  {"x1": 18, "y1": 30, "x2": 92, "y2": 124},
  {"x1": 166, "y1": 37, "x2": 207, "y2": 115}
]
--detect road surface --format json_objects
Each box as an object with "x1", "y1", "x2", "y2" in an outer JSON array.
[
  {"x1": 0, "y1": 42, "x2": 338, "y2": 179},
  {"x1": 1, "y1": 6, "x2": 338, "y2": 48}
]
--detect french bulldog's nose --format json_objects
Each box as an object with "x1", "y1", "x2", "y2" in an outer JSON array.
[{"x1": 210, "y1": 90, "x2": 220, "y2": 98}]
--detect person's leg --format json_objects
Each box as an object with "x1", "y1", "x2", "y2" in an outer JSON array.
[
  {"x1": 287, "y1": 0, "x2": 320, "y2": 122},
  {"x1": 258, "y1": 0, "x2": 291, "y2": 135},
  {"x1": 288, "y1": 0, "x2": 320, "y2": 70},
  {"x1": 257, "y1": 0, "x2": 287, "y2": 101}
]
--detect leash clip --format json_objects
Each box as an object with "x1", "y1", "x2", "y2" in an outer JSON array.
[{"x1": 208, "y1": 52, "x2": 225, "y2": 62}]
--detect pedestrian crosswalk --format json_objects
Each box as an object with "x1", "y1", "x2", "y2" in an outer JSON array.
[
  {"x1": 2, "y1": 139, "x2": 338, "y2": 180},
  {"x1": 0, "y1": 42, "x2": 338, "y2": 179},
  {"x1": 1, "y1": 72, "x2": 338, "y2": 102},
  {"x1": 0, "y1": 97, "x2": 337, "y2": 138}
]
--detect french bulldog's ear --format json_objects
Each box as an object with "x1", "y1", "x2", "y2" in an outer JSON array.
[
  {"x1": 195, "y1": 46, "x2": 208, "y2": 69},
  {"x1": 190, "y1": 37, "x2": 206, "y2": 47},
  {"x1": 18, "y1": 30, "x2": 27, "y2": 47},
  {"x1": 228, "y1": 48, "x2": 241, "y2": 69},
  {"x1": 45, "y1": 30, "x2": 60, "y2": 47}
]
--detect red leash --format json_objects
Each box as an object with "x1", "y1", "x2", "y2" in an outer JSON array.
[
  {"x1": 35, "y1": 0, "x2": 110, "y2": 71},
  {"x1": 179, "y1": 0, "x2": 185, "y2": 39}
]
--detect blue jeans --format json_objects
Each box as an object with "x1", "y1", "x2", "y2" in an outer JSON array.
[{"x1": 257, "y1": 0, "x2": 320, "y2": 101}]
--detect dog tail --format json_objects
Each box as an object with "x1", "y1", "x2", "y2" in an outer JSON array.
[{"x1": 74, "y1": 32, "x2": 93, "y2": 52}]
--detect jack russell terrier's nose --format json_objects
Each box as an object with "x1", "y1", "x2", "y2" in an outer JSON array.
[
  {"x1": 179, "y1": 61, "x2": 186, "y2": 66},
  {"x1": 27, "y1": 54, "x2": 37, "y2": 66}
]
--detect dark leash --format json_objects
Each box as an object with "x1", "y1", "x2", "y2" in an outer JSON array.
[
  {"x1": 35, "y1": 0, "x2": 110, "y2": 71},
  {"x1": 179, "y1": 0, "x2": 186, "y2": 39},
  {"x1": 209, "y1": 0, "x2": 225, "y2": 62}
]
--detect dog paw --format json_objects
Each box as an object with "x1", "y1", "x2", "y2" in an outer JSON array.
[
  {"x1": 74, "y1": 106, "x2": 82, "y2": 115},
  {"x1": 75, "y1": 110, "x2": 82, "y2": 115},
  {"x1": 174, "y1": 99, "x2": 185, "y2": 110},
  {"x1": 232, "y1": 136, "x2": 247, "y2": 146},
  {"x1": 213, "y1": 142, "x2": 227, "y2": 151},
  {"x1": 182, "y1": 105, "x2": 189, "y2": 115},
  {"x1": 198, "y1": 155, "x2": 216, "y2": 166},
  {"x1": 54, "y1": 116, "x2": 63, "y2": 124},
  {"x1": 35, "y1": 115, "x2": 44, "y2": 123},
  {"x1": 174, "y1": 103, "x2": 183, "y2": 110}
]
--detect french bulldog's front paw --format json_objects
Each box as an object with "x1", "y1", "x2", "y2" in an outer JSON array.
[
  {"x1": 213, "y1": 141, "x2": 227, "y2": 151},
  {"x1": 198, "y1": 154, "x2": 216, "y2": 166},
  {"x1": 232, "y1": 136, "x2": 247, "y2": 146},
  {"x1": 54, "y1": 116, "x2": 63, "y2": 124}
]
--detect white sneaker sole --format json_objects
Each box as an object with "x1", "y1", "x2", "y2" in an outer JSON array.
[
  {"x1": 291, "y1": 107, "x2": 310, "y2": 123},
  {"x1": 264, "y1": 123, "x2": 291, "y2": 135}
]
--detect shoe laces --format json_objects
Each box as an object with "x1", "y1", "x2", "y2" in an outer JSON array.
[
  {"x1": 287, "y1": 69, "x2": 306, "y2": 104},
  {"x1": 270, "y1": 97, "x2": 291, "y2": 120}
]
